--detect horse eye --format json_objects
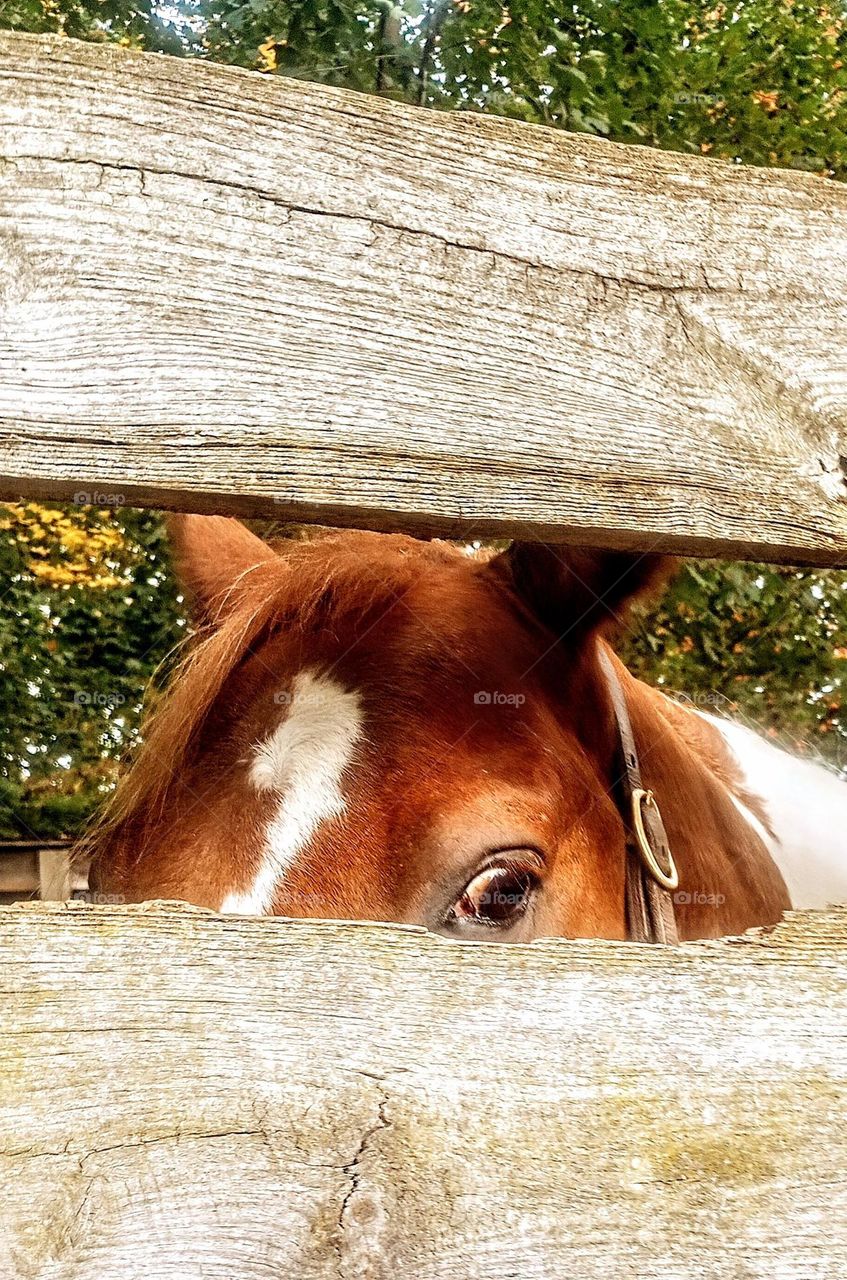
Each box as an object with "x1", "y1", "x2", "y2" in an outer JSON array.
[{"x1": 449, "y1": 860, "x2": 538, "y2": 929}]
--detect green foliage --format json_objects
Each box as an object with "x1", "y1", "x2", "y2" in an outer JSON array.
[
  {"x1": 0, "y1": 0, "x2": 192, "y2": 54},
  {"x1": 431, "y1": 0, "x2": 847, "y2": 177},
  {"x1": 620, "y1": 561, "x2": 847, "y2": 771},
  {"x1": 1, "y1": 0, "x2": 845, "y2": 837},
  {"x1": 0, "y1": 506, "x2": 181, "y2": 838}
]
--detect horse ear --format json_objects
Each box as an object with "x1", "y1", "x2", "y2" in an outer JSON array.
[
  {"x1": 490, "y1": 542, "x2": 674, "y2": 641},
  {"x1": 167, "y1": 514, "x2": 276, "y2": 621}
]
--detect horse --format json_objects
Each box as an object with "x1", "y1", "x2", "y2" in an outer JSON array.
[{"x1": 86, "y1": 515, "x2": 847, "y2": 942}]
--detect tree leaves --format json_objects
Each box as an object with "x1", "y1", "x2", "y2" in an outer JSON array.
[
  {"x1": 0, "y1": 505, "x2": 182, "y2": 838},
  {"x1": 620, "y1": 561, "x2": 847, "y2": 770}
]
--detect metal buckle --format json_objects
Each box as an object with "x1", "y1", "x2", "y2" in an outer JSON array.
[{"x1": 631, "y1": 788, "x2": 679, "y2": 891}]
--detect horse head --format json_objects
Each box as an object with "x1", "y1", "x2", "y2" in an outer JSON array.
[{"x1": 88, "y1": 516, "x2": 790, "y2": 940}]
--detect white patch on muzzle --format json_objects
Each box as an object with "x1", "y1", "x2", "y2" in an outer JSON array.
[{"x1": 220, "y1": 668, "x2": 363, "y2": 915}]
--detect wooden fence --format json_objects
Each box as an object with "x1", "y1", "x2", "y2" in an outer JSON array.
[
  {"x1": 3, "y1": 902, "x2": 847, "y2": 1278},
  {"x1": 1, "y1": 33, "x2": 846, "y2": 563},
  {"x1": 1, "y1": 30, "x2": 847, "y2": 1280},
  {"x1": 0, "y1": 839, "x2": 77, "y2": 903}
]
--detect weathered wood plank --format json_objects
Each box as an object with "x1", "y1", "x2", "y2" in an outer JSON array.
[
  {"x1": 0, "y1": 842, "x2": 76, "y2": 901},
  {"x1": 37, "y1": 847, "x2": 71, "y2": 901},
  {"x1": 0, "y1": 34, "x2": 846, "y2": 562},
  {"x1": 2, "y1": 901, "x2": 847, "y2": 1278},
  {"x1": 0, "y1": 850, "x2": 36, "y2": 895}
]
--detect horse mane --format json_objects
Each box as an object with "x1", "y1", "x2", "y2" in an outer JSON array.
[
  {"x1": 78, "y1": 529, "x2": 475, "y2": 870},
  {"x1": 654, "y1": 691, "x2": 777, "y2": 839}
]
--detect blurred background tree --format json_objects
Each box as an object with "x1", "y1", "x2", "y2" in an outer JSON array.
[
  {"x1": 1, "y1": 0, "x2": 845, "y2": 836},
  {"x1": 0, "y1": 506, "x2": 181, "y2": 837}
]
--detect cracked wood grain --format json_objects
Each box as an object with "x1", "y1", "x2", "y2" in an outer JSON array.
[
  {"x1": 1, "y1": 901, "x2": 847, "y2": 1278},
  {"x1": 0, "y1": 33, "x2": 846, "y2": 562}
]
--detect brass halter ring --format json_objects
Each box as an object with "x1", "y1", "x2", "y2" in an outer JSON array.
[{"x1": 631, "y1": 788, "x2": 679, "y2": 891}]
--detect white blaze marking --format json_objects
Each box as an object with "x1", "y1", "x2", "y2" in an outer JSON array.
[
  {"x1": 220, "y1": 669, "x2": 363, "y2": 915},
  {"x1": 703, "y1": 712, "x2": 847, "y2": 909}
]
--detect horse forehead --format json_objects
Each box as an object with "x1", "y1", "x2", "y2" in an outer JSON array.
[
  {"x1": 354, "y1": 589, "x2": 544, "y2": 703},
  {"x1": 249, "y1": 668, "x2": 363, "y2": 794},
  {"x1": 220, "y1": 669, "x2": 364, "y2": 915}
]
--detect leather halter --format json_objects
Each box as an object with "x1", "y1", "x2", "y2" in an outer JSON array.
[{"x1": 597, "y1": 647, "x2": 680, "y2": 945}]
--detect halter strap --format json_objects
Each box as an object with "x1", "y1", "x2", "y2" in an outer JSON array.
[{"x1": 597, "y1": 646, "x2": 680, "y2": 945}]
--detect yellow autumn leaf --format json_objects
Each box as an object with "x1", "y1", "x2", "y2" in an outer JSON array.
[
  {"x1": 257, "y1": 37, "x2": 279, "y2": 73},
  {"x1": 752, "y1": 89, "x2": 780, "y2": 114}
]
